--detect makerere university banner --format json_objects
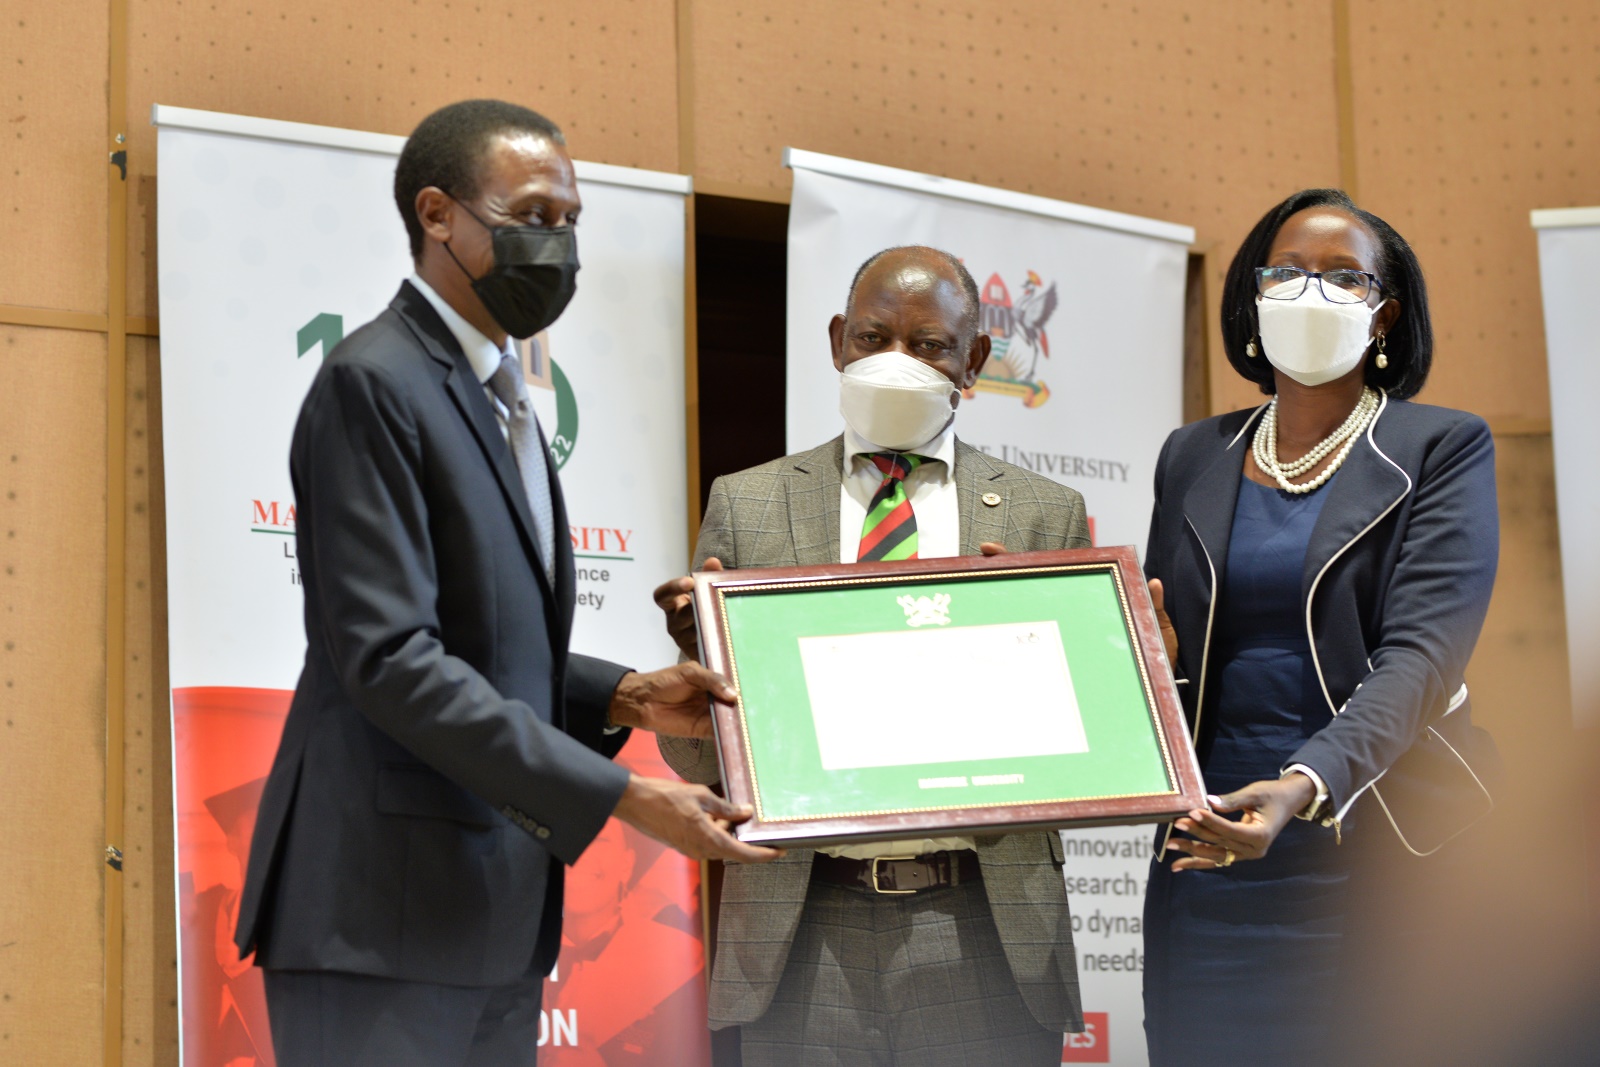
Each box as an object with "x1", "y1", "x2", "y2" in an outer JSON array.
[
  {"x1": 155, "y1": 105, "x2": 702, "y2": 1066},
  {"x1": 786, "y1": 149, "x2": 1194, "y2": 1066}
]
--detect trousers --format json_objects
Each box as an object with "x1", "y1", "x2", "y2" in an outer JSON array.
[
  {"x1": 263, "y1": 967, "x2": 545, "y2": 1066},
  {"x1": 739, "y1": 877, "x2": 1063, "y2": 1067}
]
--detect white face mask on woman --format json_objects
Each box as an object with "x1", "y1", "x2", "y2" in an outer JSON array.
[
  {"x1": 837, "y1": 352, "x2": 959, "y2": 451},
  {"x1": 1257, "y1": 286, "x2": 1385, "y2": 388}
]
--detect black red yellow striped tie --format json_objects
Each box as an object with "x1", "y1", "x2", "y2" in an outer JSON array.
[{"x1": 858, "y1": 453, "x2": 924, "y2": 562}]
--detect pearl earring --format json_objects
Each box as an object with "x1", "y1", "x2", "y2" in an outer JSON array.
[
  {"x1": 1375, "y1": 334, "x2": 1389, "y2": 370},
  {"x1": 1246, "y1": 340, "x2": 1259, "y2": 359}
]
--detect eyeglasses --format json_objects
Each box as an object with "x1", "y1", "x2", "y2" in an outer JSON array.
[{"x1": 1255, "y1": 266, "x2": 1383, "y2": 305}]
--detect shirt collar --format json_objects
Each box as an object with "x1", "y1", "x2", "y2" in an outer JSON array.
[
  {"x1": 842, "y1": 419, "x2": 958, "y2": 479},
  {"x1": 409, "y1": 273, "x2": 509, "y2": 385}
]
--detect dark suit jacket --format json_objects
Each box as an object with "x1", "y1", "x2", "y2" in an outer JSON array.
[
  {"x1": 1145, "y1": 395, "x2": 1499, "y2": 850},
  {"x1": 235, "y1": 282, "x2": 633, "y2": 986}
]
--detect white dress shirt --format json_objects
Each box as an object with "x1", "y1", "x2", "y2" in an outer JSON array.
[
  {"x1": 409, "y1": 274, "x2": 514, "y2": 439},
  {"x1": 823, "y1": 420, "x2": 976, "y2": 860}
]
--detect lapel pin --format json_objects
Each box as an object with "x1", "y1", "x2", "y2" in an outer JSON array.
[{"x1": 981, "y1": 492, "x2": 1002, "y2": 508}]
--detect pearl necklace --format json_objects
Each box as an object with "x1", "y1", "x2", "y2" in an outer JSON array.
[{"x1": 1252, "y1": 387, "x2": 1380, "y2": 494}]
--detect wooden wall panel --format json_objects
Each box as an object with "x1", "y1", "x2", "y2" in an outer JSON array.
[
  {"x1": 0, "y1": 0, "x2": 109, "y2": 312},
  {"x1": 121, "y1": 335, "x2": 178, "y2": 1066},
  {"x1": 1348, "y1": 2, "x2": 1600, "y2": 422},
  {"x1": 0, "y1": 325, "x2": 108, "y2": 1065},
  {"x1": 688, "y1": 0, "x2": 1345, "y2": 417},
  {"x1": 122, "y1": 0, "x2": 683, "y2": 317}
]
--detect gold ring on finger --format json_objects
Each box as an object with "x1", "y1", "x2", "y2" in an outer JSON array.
[{"x1": 1219, "y1": 849, "x2": 1236, "y2": 868}]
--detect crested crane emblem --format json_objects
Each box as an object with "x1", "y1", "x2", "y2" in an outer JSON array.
[
  {"x1": 897, "y1": 593, "x2": 952, "y2": 628},
  {"x1": 968, "y1": 269, "x2": 1060, "y2": 408}
]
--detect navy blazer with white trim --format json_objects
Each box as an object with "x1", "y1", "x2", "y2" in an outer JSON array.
[{"x1": 1144, "y1": 395, "x2": 1499, "y2": 836}]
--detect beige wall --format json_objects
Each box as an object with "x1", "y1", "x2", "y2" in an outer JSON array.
[
  {"x1": 1, "y1": 2, "x2": 1593, "y2": 1062},
  {"x1": 121, "y1": 0, "x2": 684, "y2": 321},
  {"x1": 1350, "y1": 1, "x2": 1599, "y2": 425},
  {"x1": 2, "y1": 2, "x2": 115, "y2": 1062}
]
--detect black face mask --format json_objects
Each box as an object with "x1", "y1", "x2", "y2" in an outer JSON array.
[{"x1": 444, "y1": 196, "x2": 580, "y2": 339}]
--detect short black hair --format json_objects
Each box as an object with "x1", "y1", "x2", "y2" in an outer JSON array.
[
  {"x1": 1221, "y1": 188, "x2": 1433, "y2": 400},
  {"x1": 847, "y1": 246, "x2": 982, "y2": 346},
  {"x1": 394, "y1": 99, "x2": 566, "y2": 258}
]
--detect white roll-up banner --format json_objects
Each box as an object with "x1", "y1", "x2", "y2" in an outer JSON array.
[
  {"x1": 155, "y1": 105, "x2": 704, "y2": 1066},
  {"x1": 786, "y1": 148, "x2": 1194, "y2": 1066},
  {"x1": 1533, "y1": 207, "x2": 1600, "y2": 728}
]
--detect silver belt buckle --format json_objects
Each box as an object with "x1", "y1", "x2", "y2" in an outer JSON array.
[{"x1": 870, "y1": 854, "x2": 919, "y2": 894}]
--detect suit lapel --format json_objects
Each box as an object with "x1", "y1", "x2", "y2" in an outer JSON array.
[
  {"x1": 1176, "y1": 407, "x2": 1260, "y2": 645},
  {"x1": 1300, "y1": 394, "x2": 1412, "y2": 602},
  {"x1": 542, "y1": 418, "x2": 577, "y2": 650},
  {"x1": 786, "y1": 438, "x2": 844, "y2": 566},
  {"x1": 954, "y1": 440, "x2": 1009, "y2": 555},
  {"x1": 391, "y1": 284, "x2": 556, "y2": 605}
]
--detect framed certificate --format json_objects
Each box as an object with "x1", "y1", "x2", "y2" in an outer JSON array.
[{"x1": 693, "y1": 547, "x2": 1204, "y2": 849}]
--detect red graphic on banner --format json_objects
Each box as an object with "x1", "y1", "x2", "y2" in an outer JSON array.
[
  {"x1": 1061, "y1": 1011, "x2": 1110, "y2": 1062},
  {"x1": 543, "y1": 739, "x2": 712, "y2": 1066},
  {"x1": 173, "y1": 686, "x2": 710, "y2": 1066},
  {"x1": 173, "y1": 686, "x2": 289, "y2": 1067}
]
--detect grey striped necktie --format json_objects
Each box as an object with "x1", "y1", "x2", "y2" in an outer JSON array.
[{"x1": 487, "y1": 352, "x2": 557, "y2": 585}]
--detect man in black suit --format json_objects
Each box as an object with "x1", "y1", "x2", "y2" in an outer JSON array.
[{"x1": 235, "y1": 99, "x2": 780, "y2": 1065}]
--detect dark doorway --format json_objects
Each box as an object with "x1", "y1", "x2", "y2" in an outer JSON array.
[{"x1": 693, "y1": 194, "x2": 790, "y2": 517}]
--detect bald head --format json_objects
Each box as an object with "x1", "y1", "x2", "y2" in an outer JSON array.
[
  {"x1": 829, "y1": 245, "x2": 992, "y2": 392},
  {"x1": 846, "y1": 246, "x2": 981, "y2": 348}
]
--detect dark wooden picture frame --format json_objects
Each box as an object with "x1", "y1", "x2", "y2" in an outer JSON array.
[{"x1": 692, "y1": 546, "x2": 1205, "y2": 849}]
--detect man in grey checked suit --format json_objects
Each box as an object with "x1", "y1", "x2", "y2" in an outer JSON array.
[{"x1": 654, "y1": 246, "x2": 1087, "y2": 1065}]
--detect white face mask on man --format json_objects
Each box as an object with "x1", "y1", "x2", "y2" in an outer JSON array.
[
  {"x1": 1256, "y1": 285, "x2": 1385, "y2": 388},
  {"x1": 837, "y1": 352, "x2": 959, "y2": 451}
]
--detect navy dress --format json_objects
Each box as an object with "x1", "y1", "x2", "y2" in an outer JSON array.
[{"x1": 1143, "y1": 477, "x2": 1355, "y2": 1065}]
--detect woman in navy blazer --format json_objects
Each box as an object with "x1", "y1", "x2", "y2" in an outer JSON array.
[{"x1": 1141, "y1": 189, "x2": 1499, "y2": 1065}]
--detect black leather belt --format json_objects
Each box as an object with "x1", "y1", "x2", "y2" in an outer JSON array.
[{"x1": 810, "y1": 850, "x2": 982, "y2": 895}]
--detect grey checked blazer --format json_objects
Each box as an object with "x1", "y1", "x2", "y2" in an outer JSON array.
[{"x1": 661, "y1": 436, "x2": 1089, "y2": 1032}]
